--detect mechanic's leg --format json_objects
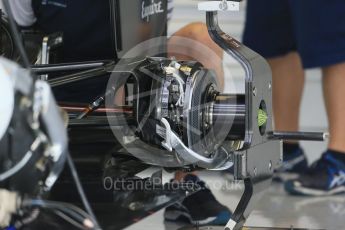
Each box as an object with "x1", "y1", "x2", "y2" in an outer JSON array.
[
  {"x1": 268, "y1": 52, "x2": 308, "y2": 174},
  {"x1": 285, "y1": 62, "x2": 345, "y2": 196},
  {"x1": 268, "y1": 52, "x2": 305, "y2": 135},
  {"x1": 168, "y1": 22, "x2": 224, "y2": 89},
  {"x1": 322, "y1": 62, "x2": 345, "y2": 152}
]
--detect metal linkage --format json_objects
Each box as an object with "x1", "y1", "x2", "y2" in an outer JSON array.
[
  {"x1": 48, "y1": 62, "x2": 114, "y2": 87},
  {"x1": 32, "y1": 61, "x2": 110, "y2": 74},
  {"x1": 268, "y1": 131, "x2": 328, "y2": 142}
]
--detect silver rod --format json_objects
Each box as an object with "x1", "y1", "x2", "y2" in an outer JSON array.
[{"x1": 268, "y1": 131, "x2": 328, "y2": 142}]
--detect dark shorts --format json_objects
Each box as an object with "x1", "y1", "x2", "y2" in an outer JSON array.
[{"x1": 243, "y1": 0, "x2": 345, "y2": 68}]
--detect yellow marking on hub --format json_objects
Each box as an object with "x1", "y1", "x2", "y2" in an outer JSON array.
[{"x1": 258, "y1": 109, "x2": 268, "y2": 127}]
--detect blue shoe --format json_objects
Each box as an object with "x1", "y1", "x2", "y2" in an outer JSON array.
[
  {"x1": 164, "y1": 175, "x2": 232, "y2": 225},
  {"x1": 285, "y1": 152, "x2": 345, "y2": 196},
  {"x1": 274, "y1": 147, "x2": 309, "y2": 182}
]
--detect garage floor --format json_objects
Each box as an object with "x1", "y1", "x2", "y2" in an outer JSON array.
[
  {"x1": 126, "y1": 170, "x2": 344, "y2": 230},
  {"x1": 125, "y1": 139, "x2": 341, "y2": 230}
]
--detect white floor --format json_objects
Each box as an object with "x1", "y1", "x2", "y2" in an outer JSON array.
[{"x1": 126, "y1": 171, "x2": 345, "y2": 230}]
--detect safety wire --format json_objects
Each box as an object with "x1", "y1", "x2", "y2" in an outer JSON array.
[{"x1": 2, "y1": 0, "x2": 101, "y2": 229}]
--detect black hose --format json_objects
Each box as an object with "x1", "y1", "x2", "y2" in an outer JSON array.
[
  {"x1": 25, "y1": 199, "x2": 96, "y2": 229},
  {"x1": 67, "y1": 153, "x2": 101, "y2": 229}
]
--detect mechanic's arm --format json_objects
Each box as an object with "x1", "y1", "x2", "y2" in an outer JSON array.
[{"x1": 0, "y1": 0, "x2": 36, "y2": 27}]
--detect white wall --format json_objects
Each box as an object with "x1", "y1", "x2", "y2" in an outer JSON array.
[{"x1": 169, "y1": 0, "x2": 328, "y2": 162}]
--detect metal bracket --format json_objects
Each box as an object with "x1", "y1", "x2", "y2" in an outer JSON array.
[
  {"x1": 228, "y1": 141, "x2": 281, "y2": 230},
  {"x1": 198, "y1": 1, "x2": 240, "y2": 12},
  {"x1": 203, "y1": 4, "x2": 282, "y2": 230},
  {"x1": 40, "y1": 32, "x2": 63, "y2": 80},
  {"x1": 225, "y1": 178, "x2": 271, "y2": 230}
]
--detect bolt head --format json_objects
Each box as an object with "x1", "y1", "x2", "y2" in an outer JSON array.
[
  {"x1": 219, "y1": 2, "x2": 228, "y2": 10},
  {"x1": 253, "y1": 87, "x2": 257, "y2": 96}
]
